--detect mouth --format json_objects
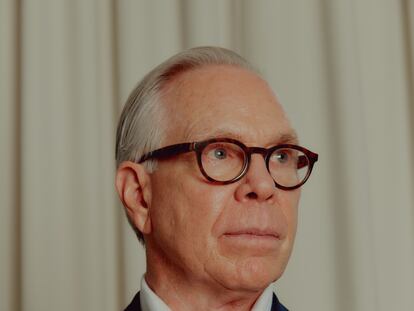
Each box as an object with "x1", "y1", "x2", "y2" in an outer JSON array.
[
  {"x1": 224, "y1": 230, "x2": 280, "y2": 239},
  {"x1": 220, "y1": 229, "x2": 282, "y2": 253}
]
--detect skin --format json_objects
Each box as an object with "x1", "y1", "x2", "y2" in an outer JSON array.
[{"x1": 116, "y1": 65, "x2": 300, "y2": 311}]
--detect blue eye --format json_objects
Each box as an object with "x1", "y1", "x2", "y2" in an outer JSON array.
[
  {"x1": 213, "y1": 148, "x2": 227, "y2": 160},
  {"x1": 203, "y1": 143, "x2": 243, "y2": 164},
  {"x1": 276, "y1": 151, "x2": 289, "y2": 163},
  {"x1": 270, "y1": 150, "x2": 292, "y2": 164}
]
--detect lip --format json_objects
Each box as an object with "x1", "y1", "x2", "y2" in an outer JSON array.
[
  {"x1": 223, "y1": 229, "x2": 281, "y2": 239},
  {"x1": 220, "y1": 229, "x2": 282, "y2": 252}
]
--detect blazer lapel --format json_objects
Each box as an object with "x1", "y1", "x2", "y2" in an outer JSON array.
[
  {"x1": 124, "y1": 291, "x2": 141, "y2": 311},
  {"x1": 271, "y1": 293, "x2": 289, "y2": 311}
]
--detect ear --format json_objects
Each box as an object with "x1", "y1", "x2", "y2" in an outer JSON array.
[{"x1": 115, "y1": 161, "x2": 152, "y2": 235}]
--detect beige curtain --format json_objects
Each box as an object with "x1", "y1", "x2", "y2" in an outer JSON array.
[{"x1": 1, "y1": 1, "x2": 413, "y2": 310}]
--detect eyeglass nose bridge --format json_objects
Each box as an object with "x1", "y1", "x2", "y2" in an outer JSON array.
[
  {"x1": 242, "y1": 146, "x2": 273, "y2": 178},
  {"x1": 245, "y1": 146, "x2": 271, "y2": 159}
]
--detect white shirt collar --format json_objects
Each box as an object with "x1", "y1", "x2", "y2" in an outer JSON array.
[
  {"x1": 140, "y1": 276, "x2": 274, "y2": 311},
  {"x1": 140, "y1": 276, "x2": 170, "y2": 311},
  {"x1": 251, "y1": 284, "x2": 274, "y2": 311}
]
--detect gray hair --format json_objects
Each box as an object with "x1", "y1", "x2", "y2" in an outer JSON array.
[{"x1": 115, "y1": 46, "x2": 256, "y2": 242}]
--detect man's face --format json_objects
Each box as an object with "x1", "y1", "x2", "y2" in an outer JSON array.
[{"x1": 147, "y1": 65, "x2": 300, "y2": 292}]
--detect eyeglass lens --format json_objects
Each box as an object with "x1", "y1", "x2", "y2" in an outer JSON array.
[{"x1": 200, "y1": 142, "x2": 310, "y2": 187}]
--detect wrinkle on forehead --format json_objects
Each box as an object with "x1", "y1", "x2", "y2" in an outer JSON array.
[
  {"x1": 160, "y1": 65, "x2": 298, "y2": 146},
  {"x1": 179, "y1": 100, "x2": 297, "y2": 146},
  {"x1": 182, "y1": 124, "x2": 299, "y2": 146}
]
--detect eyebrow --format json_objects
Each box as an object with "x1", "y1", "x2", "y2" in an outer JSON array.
[
  {"x1": 186, "y1": 128, "x2": 299, "y2": 146},
  {"x1": 276, "y1": 132, "x2": 299, "y2": 145}
]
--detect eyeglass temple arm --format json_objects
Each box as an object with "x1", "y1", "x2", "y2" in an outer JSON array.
[
  {"x1": 139, "y1": 142, "x2": 193, "y2": 163},
  {"x1": 297, "y1": 152, "x2": 319, "y2": 169}
]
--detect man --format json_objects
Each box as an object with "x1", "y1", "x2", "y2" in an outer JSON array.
[{"x1": 115, "y1": 47, "x2": 318, "y2": 311}]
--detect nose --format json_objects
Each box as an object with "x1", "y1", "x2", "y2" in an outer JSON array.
[{"x1": 234, "y1": 154, "x2": 275, "y2": 203}]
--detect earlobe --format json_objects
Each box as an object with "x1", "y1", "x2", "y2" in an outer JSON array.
[{"x1": 115, "y1": 161, "x2": 152, "y2": 235}]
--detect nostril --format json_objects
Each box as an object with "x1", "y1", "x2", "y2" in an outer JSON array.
[{"x1": 247, "y1": 192, "x2": 258, "y2": 199}]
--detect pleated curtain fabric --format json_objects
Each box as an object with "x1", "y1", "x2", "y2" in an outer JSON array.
[{"x1": 1, "y1": 1, "x2": 413, "y2": 310}]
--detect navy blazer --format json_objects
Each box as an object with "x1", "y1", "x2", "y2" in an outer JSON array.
[{"x1": 124, "y1": 291, "x2": 288, "y2": 311}]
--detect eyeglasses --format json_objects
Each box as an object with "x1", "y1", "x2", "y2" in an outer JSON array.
[{"x1": 139, "y1": 138, "x2": 318, "y2": 190}]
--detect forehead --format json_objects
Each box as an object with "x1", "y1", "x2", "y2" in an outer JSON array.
[{"x1": 162, "y1": 65, "x2": 296, "y2": 145}]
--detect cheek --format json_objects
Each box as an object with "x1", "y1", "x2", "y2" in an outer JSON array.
[
  {"x1": 279, "y1": 189, "x2": 300, "y2": 238},
  {"x1": 176, "y1": 183, "x2": 234, "y2": 246},
  {"x1": 149, "y1": 165, "x2": 233, "y2": 259}
]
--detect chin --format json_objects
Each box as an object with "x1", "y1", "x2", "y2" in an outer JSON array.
[
  {"x1": 206, "y1": 255, "x2": 287, "y2": 293},
  {"x1": 237, "y1": 257, "x2": 286, "y2": 290}
]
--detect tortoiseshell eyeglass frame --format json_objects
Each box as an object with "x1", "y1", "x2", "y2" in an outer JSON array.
[{"x1": 138, "y1": 138, "x2": 318, "y2": 190}]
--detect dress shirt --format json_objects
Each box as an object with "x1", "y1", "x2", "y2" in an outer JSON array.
[{"x1": 140, "y1": 276, "x2": 274, "y2": 311}]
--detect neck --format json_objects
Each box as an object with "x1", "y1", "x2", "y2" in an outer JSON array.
[{"x1": 145, "y1": 247, "x2": 265, "y2": 311}]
